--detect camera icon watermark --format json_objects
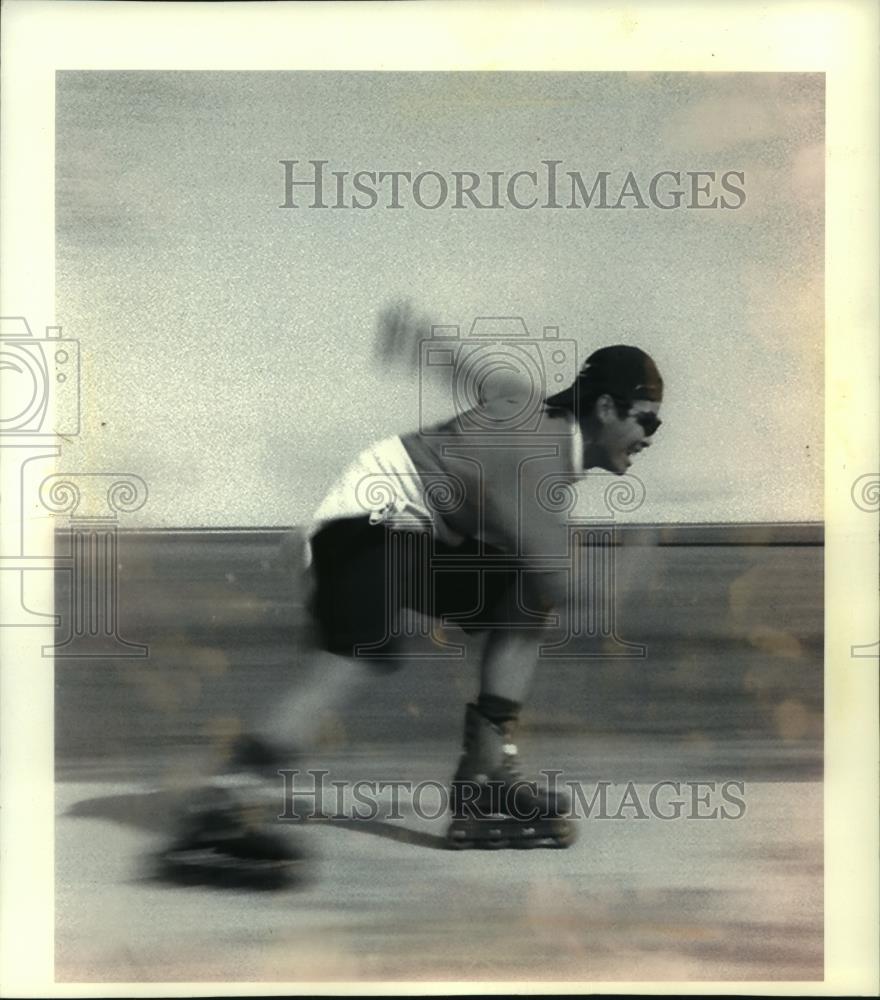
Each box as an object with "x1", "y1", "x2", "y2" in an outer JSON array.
[
  {"x1": 0, "y1": 315, "x2": 147, "y2": 658},
  {"x1": 0, "y1": 317, "x2": 80, "y2": 437},
  {"x1": 335, "y1": 315, "x2": 649, "y2": 662},
  {"x1": 1, "y1": 317, "x2": 78, "y2": 630},
  {"x1": 419, "y1": 317, "x2": 578, "y2": 434}
]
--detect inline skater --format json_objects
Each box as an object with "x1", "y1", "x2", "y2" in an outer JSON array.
[{"x1": 158, "y1": 320, "x2": 663, "y2": 886}]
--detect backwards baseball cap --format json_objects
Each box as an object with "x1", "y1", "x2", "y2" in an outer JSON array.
[{"x1": 546, "y1": 344, "x2": 664, "y2": 413}]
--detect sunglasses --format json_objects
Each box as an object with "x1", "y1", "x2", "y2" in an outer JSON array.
[
  {"x1": 634, "y1": 411, "x2": 662, "y2": 437},
  {"x1": 611, "y1": 397, "x2": 662, "y2": 437}
]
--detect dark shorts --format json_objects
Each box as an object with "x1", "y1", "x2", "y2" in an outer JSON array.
[{"x1": 309, "y1": 516, "x2": 537, "y2": 657}]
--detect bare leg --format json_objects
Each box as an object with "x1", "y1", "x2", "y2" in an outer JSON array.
[
  {"x1": 477, "y1": 577, "x2": 563, "y2": 704},
  {"x1": 251, "y1": 650, "x2": 369, "y2": 752},
  {"x1": 478, "y1": 628, "x2": 542, "y2": 703}
]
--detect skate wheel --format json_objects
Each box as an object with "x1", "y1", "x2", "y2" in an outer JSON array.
[
  {"x1": 447, "y1": 826, "x2": 476, "y2": 850},
  {"x1": 446, "y1": 832, "x2": 472, "y2": 850},
  {"x1": 549, "y1": 829, "x2": 576, "y2": 849},
  {"x1": 156, "y1": 848, "x2": 305, "y2": 891}
]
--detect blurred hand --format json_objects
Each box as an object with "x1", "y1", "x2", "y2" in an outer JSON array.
[{"x1": 374, "y1": 298, "x2": 435, "y2": 371}]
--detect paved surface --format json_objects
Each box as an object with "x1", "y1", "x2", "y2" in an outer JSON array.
[
  {"x1": 57, "y1": 739, "x2": 822, "y2": 984},
  {"x1": 54, "y1": 537, "x2": 823, "y2": 984}
]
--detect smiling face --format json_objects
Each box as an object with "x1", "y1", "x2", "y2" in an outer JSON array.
[{"x1": 584, "y1": 395, "x2": 662, "y2": 474}]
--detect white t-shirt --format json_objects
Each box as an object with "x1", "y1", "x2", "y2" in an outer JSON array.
[
  {"x1": 304, "y1": 411, "x2": 584, "y2": 567},
  {"x1": 304, "y1": 435, "x2": 464, "y2": 566}
]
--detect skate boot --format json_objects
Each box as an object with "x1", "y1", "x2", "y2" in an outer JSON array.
[
  {"x1": 446, "y1": 704, "x2": 575, "y2": 850},
  {"x1": 155, "y1": 735, "x2": 308, "y2": 890}
]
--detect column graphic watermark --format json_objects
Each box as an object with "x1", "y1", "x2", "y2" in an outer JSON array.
[
  {"x1": 850, "y1": 472, "x2": 879, "y2": 659},
  {"x1": 536, "y1": 472, "x2": 647, "y2": 658},
  {"x1": 0, "y1": 316, "x2": 148, "y2": 658},
  {"x1": 1, "y1": 318, "x2": 78, "y2": 626},
  {"x1": 40, "y1": 473, "x2": 149, "y2": 658},
  {"x1": 351, "y1": 470, "x2": 468, "y2": 659},
  {"x1": 350, "y1": 314, "x2": 653, "y2": 661}
]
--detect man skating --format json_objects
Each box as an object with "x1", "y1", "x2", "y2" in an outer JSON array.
[{"x1": 158, "y1": 325, "x2": 663, "y2": 887}]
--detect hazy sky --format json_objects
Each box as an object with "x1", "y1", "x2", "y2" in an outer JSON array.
[{"x1": 56, "y1": 72, "x2": 823, "y2": 527}]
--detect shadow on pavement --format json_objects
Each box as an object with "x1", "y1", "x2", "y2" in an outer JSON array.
[{"x1": 65, "y1": 788, "x2": 451, "y2": 850}]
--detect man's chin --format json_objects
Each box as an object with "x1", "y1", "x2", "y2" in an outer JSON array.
[
  {"x1": 602, "y1": 454, "x2": 632, "y2": 476},
  {"x1": 595, "y1": 456, "x2": 628, "y2": 475},
  {"x1": 586, "y1": 447, "x2": 629, "y2": 475}
]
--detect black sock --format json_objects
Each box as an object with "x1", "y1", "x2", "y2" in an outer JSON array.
[{"x1": 476, "y1": 693, "x2": 522, "y2": 725}]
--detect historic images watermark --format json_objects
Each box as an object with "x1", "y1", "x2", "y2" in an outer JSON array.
[
  {"x1": 349, "y1": 314, "x2": 648, "y2": 661},
  {"x1": 280, "y1": 160, "x2": 747, "y2": 211},
  {"x1": 277, "y1": 769, "x2": 747, "y2": 823},
  {"x1": 0, "y1": 316, "x2": 148, "y2": 657}
]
